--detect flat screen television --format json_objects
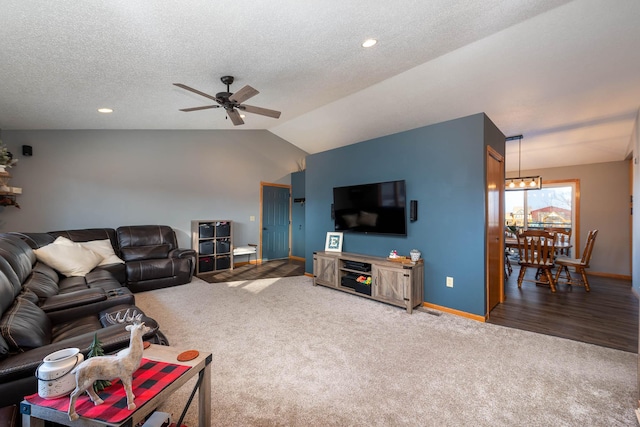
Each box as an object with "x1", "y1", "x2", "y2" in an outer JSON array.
[{"x1": 333, "y1": 180, "x2": 407, "y2": 236}]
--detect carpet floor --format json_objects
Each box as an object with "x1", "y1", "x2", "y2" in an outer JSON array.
[{"x1": 135, "y1": 276, "x2": 637, "y2": 426}]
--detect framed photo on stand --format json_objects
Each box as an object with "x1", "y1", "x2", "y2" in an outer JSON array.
[{"x1": 325, "y1": 232, "x2": 343, "y2": 252}]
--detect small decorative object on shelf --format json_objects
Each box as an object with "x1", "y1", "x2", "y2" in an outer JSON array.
[
  {"x1": 0, "y1": 138, "x2": 18, "y2": 172},
  {"x1": 389, "y1": 249, "x2": 399, "y2": 258},
  {"x1": 87, "y1": 333, "x2": 112, "y2": 392},
  {"x1": 0, "y1": 137, "x2": 22, "y2": 208},
  {"x1": 0, "y1": 195, "x2": 19, "y2": 208},
  {"x1": 410, "y1": 249, "x2": 421, "y2": 262},
  {"x1": 325, "y1": 231, "x2": 343, "y2": 252}
]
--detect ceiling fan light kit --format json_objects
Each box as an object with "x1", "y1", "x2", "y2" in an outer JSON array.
[
  {"x1": 505, "y1": 134, "x2": 542, "y2": 191},
  {"x1": 173, "y1": 76, "x2": 281, "y2": 126}
]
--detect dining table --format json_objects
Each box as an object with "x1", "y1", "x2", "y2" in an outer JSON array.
[{"x1": 504, "y1": 237, "x2": 572, "y2": 252}]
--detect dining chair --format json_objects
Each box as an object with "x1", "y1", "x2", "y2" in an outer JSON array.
[
  {"x1": 545, "y1": 227, "x2": 572, "y2": 256},
  {"x1": 553, "y1": 229, "x2": 599, "y2": 292},
  {"x1": 504, "y1": 228, "x2": 514, "y2": 278},
  {"x1": 516, "y1": 229, "x2": 557, "y2": 292}
]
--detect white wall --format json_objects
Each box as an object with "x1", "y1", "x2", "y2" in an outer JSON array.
[
  {"x1": 0, "y1": 130, "x2": 308, "y2": 248},
  {"x1": 522, "y1": 161, "x2": 630, "y2": 277}
]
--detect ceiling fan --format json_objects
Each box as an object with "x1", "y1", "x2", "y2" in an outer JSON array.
[{"x1": 173, "y1": 76, "x2": 281, "y2": 126}]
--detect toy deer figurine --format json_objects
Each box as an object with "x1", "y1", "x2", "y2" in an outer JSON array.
[{"x1": 68, "y1": 321, "x2": 149, "y2": 421}]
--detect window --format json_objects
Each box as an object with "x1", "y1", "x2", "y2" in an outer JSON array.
[{"x1": 505, "y1": 179, "x2": 579, "y2": 249}]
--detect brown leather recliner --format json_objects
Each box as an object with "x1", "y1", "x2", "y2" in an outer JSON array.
[{"x1": 116, "y1": 225, "x2": 196, "y2": 293}]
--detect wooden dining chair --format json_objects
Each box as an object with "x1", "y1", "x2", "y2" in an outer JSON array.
[
  {"x1": 554, "y1": 229, "x2": 599, "y2": 292},
  {"x1": 517, "y1": 229, "x2": 557, "y2": 292},
  {"x1": 545, "y1": 227, "x2": 572, "y2": 256}
]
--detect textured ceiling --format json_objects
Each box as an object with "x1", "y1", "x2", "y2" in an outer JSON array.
[{"x1": 1, "y1": 0, "x2": 639, "y2": 171}]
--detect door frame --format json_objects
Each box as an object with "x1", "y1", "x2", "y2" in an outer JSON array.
[
  {"x1": 486, "y1": 146, "x2": 505, "y2": 317},
  {"x1": 260, "y1": 181, "x2": 292, "y2": 261}
]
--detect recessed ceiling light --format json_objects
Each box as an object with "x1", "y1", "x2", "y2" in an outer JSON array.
[
  {"x1": 97, "y1": 108, "x2": 113, "y2": 114},
  {"x1": 362, "y1": 39, "x2": 377, "y2": 48}
]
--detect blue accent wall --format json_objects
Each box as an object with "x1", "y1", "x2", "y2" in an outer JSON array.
[
  {"x1": 291, "y1": 170, "x2": 305, "y2": 258},
  {"x1": 305, "y1": 113, "x2": 504, "y2": 316}
]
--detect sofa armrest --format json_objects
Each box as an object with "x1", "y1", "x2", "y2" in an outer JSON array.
[
  {"x1": 39, "y1": 289, "x2": 107, "y2": 314},
  {"x1": 169, "y1": 248, "x2": 197, "y2": 259}
]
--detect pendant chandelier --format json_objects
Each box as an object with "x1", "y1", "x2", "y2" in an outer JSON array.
[{"x1": 505, "y1": 134, "x2": 542, "y2": 191}]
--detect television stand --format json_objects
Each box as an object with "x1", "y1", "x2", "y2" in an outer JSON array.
[{"x1": 313, "y1": 251, "x2": 424, "y2": 313}]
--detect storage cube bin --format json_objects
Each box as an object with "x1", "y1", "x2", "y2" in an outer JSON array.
[
  {"x1": 216, "y1": 240, "x2": 231, "y2": 254},
  {"x1": 215, "y1": 255, "x2": 231, "y2": 270},
  {"x1": 198, "y1": 256, "x2": 214, "y2": 272},
  {"x1": 199, "y1": 241, "x2": 214, "y2": 255},
  {"x1": 215, "y1": 222, "x2": 231, "y2": 237},
  {"x1": 199, "y1": 223, "x2": 214, "y2": 238}
]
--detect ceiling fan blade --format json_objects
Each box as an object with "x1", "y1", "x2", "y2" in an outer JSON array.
[
  {"x1": 179, "y1": 105, "x2": 220, "y2": 112},
  {"x1": 240, "y1": 104, "x2": 281, "y2": 119},
  {"x1": 229, "y1": 85, "x2": 259, "y2": 104},
  {"x1": 227, "y1": 109, "x2": 244, "y2": 126},
  {"x1": 173, "y1": 83, "x2": 219, "y2": 102}
]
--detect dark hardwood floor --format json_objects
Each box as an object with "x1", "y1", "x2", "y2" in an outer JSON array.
[
  {"x1": 197, "y1": 258, "x2": 638, "y2": 353},
  {"x1": 488, "y1": 264, "x2": 638, "y2": 353},
  {"x1": 197, "y1": 259, "x2": 306, "y2": 283}
]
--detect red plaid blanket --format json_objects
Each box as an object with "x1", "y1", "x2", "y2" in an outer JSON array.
[{"x1": 25, "y1": 358, "x2": 190, "y2": 423}]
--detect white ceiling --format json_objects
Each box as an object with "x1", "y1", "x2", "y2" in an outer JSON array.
[{"x1": 1, "y1": 0, "x2": 639, "y2": 172}]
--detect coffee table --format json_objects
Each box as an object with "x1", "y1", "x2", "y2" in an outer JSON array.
[{"x1": 20, "y1": 344, "x2": 212, "y2": 427}]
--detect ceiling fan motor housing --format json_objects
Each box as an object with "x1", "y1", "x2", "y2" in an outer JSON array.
[{"x1": 220, "y1": 76, "x2": 235, "y2": 86}]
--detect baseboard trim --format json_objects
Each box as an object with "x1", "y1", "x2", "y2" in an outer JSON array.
[
  {"x1": 290, "y1": 255, "x2": 305, "y2": 262},
  {"x1": 587, "y1": 271, "x2": 631, "y2": 280},
  {"x1": 304, "y1": 272, "x2": 314, "y2": 278},
  {"x1": 422, "y1": 302, "x2": 486, "y2": 322},
  {"x1": 233, "y1": 259, "x2": 262, "y2": 268}
]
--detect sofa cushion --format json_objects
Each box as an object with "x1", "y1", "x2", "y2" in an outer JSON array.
[
  {"x1": 120, "y1": 244, "x2": 171, "y2": 262},
  {"x1": 22, "y1": 270, "x2": 60, "y2": 299},
  {"x1": 58, "y1": 277, "x2": 94, "y2": 294},
  {"x1": 125, "y1": 258, "x2": 179, "y2": 282},
  {"x1": 34, "y1": 239, "x2": 104, "y2": 277},
  {"x1": 0, "y1": 335, "x2": 8, "y2": 360},
  {"x1": 0, "y1": 293, "x2": 52, "y2": 351},
  {"x1": 5, "y1": 232, "x2": 56, "y2": 250},
  {"x1": 117, "y1": 225, "x2": 177, "y2": 250},
  {"x1": 32, "y1": 262, "x2": 60, "y2": 282},
  {"x1": 51, "y1": 316, "x2": 103, "y2": 342},
  {"x1": 0, "y1": 259, "x2": 22, "y2": 315},
  {"x1": 84, "y1": 269, "x2": 124, "y2": 291},
  {"x1": 0, "y1": 235, "x2": 37, "y2": 284}
]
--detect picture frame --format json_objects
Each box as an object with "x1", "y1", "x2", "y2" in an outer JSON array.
[{"x1": 325, "y1": 232, "x2": 343, "y2": 252}]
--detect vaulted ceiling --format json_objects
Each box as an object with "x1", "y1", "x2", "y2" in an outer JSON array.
[{"x1": 1, "y1": 0, "x2": 639, "y2": 172}]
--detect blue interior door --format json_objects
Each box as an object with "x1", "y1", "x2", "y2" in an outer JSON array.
[{"x1": 262, "y1": 185, "x2": 290, "y2": 260}]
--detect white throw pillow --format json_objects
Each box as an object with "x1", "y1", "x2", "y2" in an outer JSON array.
[
  {"x1": 34, "y1": 243, "x2": 104, "y2": 277},
  {"x1": 50, "y1": 236, "x2": 124, "y2": 266},
  {"x1": 79, "y1": 239, "x2": 125, "y2": 266}
]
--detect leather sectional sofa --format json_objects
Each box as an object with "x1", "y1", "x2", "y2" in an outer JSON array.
[
  {"x1": 0, "y1": 225, "x2": 195, "y2": 407},
  {"x1": 20, "y1": 225, "x2": 197, "y2": 293}
]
